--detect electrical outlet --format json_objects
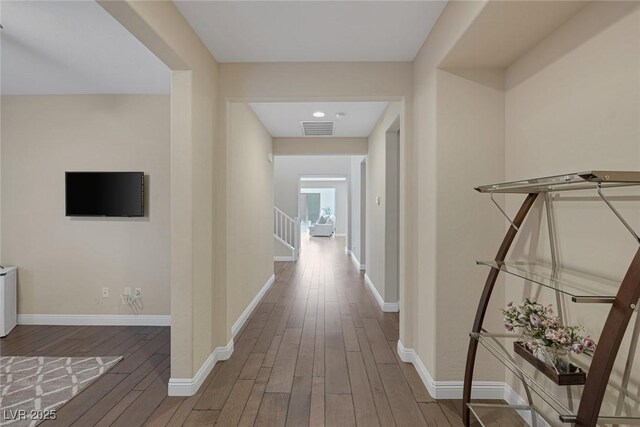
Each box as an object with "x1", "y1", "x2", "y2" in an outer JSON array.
[
  {"x1": 102, "y1": 287, "x2": 109, "y2": 298},
  {"x1": 134, "y1": 288, "x2": 142, "y2": 298},
  {"x1": 124, "y1": 287, "x2": 132, "y2": 296}
]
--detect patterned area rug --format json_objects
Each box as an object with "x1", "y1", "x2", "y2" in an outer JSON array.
[{"x1": 0, "y1": 356, "x2": 122, "y2": 427}]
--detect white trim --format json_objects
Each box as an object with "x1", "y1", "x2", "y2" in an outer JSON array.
[
  {"x1": 300, "y1": 177, "x2": 346, "y2": 182},
  {"x1": 397, "y1": 340, "x2": 541, "y2": 426},
  {"x1": 335, "y1": 233, "x2": 347, "y2": 237},
  {"x1": 168, "y1": 338, "x2": 234, "y2": 396},
  {"x1": 274, "y1": 233, "x2": 294, "y2": 250},
  {"x1": 350, "y1": 252, "x2": 365, "y2": 271},
  {"x1": 364, "y1": 273, "x2": 399, "y2": 312},
  {"x1": 274, "y1": 234, "x2": 295, "y2": 262},
  {"x1": 17, "y1": 314, "x2": 170, "y2": 326},
  {"x1": 168, "y1": 273, "x2": 275, "y2": 397},
  {"x1": 397, "y1": 340, "x2": 508, "y2": 400},
  {"x1": 231, "y1": 274, "x2": 275, "y2": 338}
]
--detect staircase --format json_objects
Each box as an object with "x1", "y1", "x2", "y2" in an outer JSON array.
[{"x1": 274, "y1": 206, "x2": 301, "y2": 261}]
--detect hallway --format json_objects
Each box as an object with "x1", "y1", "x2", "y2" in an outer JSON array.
[
  {"x1": 0, "y1": 235, "x2": 516, "y2": 426},
  {"x1": 176, "y1": 235, "x2": 467, "y2": 426}
]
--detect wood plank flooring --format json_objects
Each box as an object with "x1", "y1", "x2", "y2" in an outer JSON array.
[{"x1": 0, "y1": 235, "x2": 513, "y2": 426}]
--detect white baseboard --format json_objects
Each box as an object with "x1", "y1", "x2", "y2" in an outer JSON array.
[
  {"x1": 350, "y1": 252, "x2": 365, "y2": 271},
  {"x1": 274, "y1": 255, "x2": 294, "y2": 261},
  {"x1": 397, "y1": 340, "x2": 508, "y2": 399},
  {"x1": 364, "y1": 273, "x2": 399, "y2": 312},
  {"x1": 231, "y1": 274, "x2": 275, "y2": 338},
  {"x1": 17, "y1": 314, "x2": 171, "y2": 326},
  {"x1": 168, "y1": 338, "x2": 234, "y2": 396},
  {"x1": 397, "y1": 340, "x2": 539, "y2": 426},
  {"x1": 168, "y1": 273, "x2": 275, "y2": 397}
]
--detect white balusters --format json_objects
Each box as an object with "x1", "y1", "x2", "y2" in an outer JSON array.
[{"x1": 273, "y1": 206, "x2": 299, "y2": 260}]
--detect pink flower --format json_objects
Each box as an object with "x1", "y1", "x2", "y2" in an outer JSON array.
[
  {"x1": 582, "y1": 337, "x2": 596, "y2": 350},
  {"x1": 530, "y1": 314, "x2": 542, "y2": 327},
  {"x1": 504, "y1": 323, "x2": 514, "y2": 331},
  {"x1": 572, "y1": 343, "x2": 584, "y2": 354},
  {"x1": 558, "y1": 332, "x2": 569, "y2": 344}
]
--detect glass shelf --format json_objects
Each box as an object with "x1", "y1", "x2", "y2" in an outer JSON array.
[
  {"x1": 475, "y1": 171, "x2": 640, "y2": 194},
  {"x1": 476, "y1": 260, "x2": 619, "y2": 303},
  {"x1": 471, "y1": 332, "x2": 640, "y2": 424},
  {"x1": 467, "y1": 402, "x2": 539, "y2": 427}
]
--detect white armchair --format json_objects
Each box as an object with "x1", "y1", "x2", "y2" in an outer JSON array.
[{"x1": 309, "y1": 215, "x2": 335, "y2": 237}]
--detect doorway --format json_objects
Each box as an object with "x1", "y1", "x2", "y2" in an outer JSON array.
[
  {"x1": 300, "y1": 192, "x2": 321, "y2": 225},
  {"x1": 297, "y1": 176, "x2": 345, "y2": 236}
]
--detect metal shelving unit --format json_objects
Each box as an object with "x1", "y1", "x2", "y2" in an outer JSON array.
[
  {"x1": 475, "y1": 261, "x2": 619, "y2": 304},
  {"x1": 463, "y1": 171, "x2": 640, "y2": 427}
]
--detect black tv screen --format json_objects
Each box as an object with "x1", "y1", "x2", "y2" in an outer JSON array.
[{"x1": 65, "y1": 172, "x2": 144, "y2": 217}]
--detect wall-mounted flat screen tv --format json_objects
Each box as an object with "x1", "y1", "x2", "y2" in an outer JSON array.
[{"x1": 65, "y1": 172, "x2": 144, "y2": 217}]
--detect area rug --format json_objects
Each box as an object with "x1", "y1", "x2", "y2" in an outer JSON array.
[{"x1": 0, "y1": 356, "x2": 122, "y2": 427}]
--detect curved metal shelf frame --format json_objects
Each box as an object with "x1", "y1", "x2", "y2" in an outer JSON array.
[{"x1": 463, "y1": 177, "x2": 640, "y2": 427}]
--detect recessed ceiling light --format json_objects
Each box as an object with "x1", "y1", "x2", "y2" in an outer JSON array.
[
  {"x1": 313, "y1": 111, "x2": 325, "y2": 118},
  {"x1": 336, "y1": 112, "x2": 346, "y2": 119}
]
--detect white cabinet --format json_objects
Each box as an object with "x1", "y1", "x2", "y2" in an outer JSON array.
[{"x1": 0, "y1": 267, "x2": 17, "y2": 337}]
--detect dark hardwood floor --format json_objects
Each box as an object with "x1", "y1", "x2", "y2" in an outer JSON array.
[{"x1": 1, "y1": 235, "x2": 518, "y2": 426}]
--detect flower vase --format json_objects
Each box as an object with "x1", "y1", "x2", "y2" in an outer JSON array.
[
  {"x1": 513, "y1": 341, "x2": 586, "y2": 386},
  {"x1": 535, "y1": 347, "x2": 571, "y2": 374}
]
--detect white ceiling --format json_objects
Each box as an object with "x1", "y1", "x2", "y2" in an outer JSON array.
[
  {"x1": 174, "y1": 1, "x2": 447, "y2": 62},
  {"x1": 1, "y1": 1, "x2": 170, "y2": 95},
  {"x1": 249, "y1": 101, "x2": 389, "y2": 137}
]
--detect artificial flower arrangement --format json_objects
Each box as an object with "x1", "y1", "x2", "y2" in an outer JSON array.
[{"x1": 502, "y1": 298, "x2": 596, "y2": 384}]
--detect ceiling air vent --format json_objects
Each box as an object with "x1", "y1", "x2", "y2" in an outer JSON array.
[{"x1": 301, "y1": 121, "x2": 335, "y2": 136}]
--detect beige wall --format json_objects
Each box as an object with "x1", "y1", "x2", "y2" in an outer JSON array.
[
  {"x1": 366, "y1": 102, "x2": 401, "y2": 303},
  {"x1": 99, "y1": 0, "x2": 220, "y2": 380},
  {"x1": 435, "y1": 69, "x2": 506, "y2": 381},
  {"x1": 274, "y1": 137, "x2": 367, "y2": 156},
  {"x1": 350, "y1": 156, "x2": 366, "y2": 264},
  {"x1": 410, "y1": 0, "x2": 488, "y2": 380},
  {"x1": 1, "y1": 95, "x2": 170, "y2": 316},
  {"x1": 227, "y1": 103, "x2": 274, "y2": 332},
  {"x1": 409, "y1": 0, "x2": 639, "y2": 410},
  {"x1": 504, "y1": 1, "x2": 640, "y2": 418}
]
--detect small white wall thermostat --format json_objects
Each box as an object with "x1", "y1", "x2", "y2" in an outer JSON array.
[{"x1": 376, "y1": 196, "x2": 381, "y2": 206}]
